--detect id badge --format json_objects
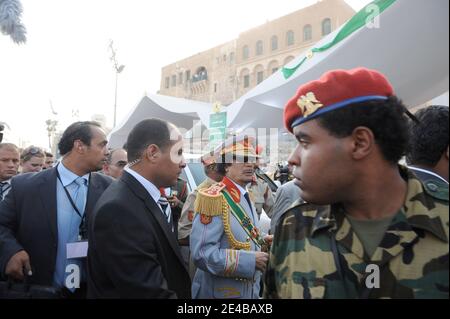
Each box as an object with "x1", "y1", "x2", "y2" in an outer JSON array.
[{"x1": 66, "y1": 240, "x2": 89, "y2": 259}]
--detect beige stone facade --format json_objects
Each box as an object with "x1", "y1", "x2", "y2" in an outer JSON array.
[{"x1": 159, "y1": 0, "x2": 355, "y2": 105}]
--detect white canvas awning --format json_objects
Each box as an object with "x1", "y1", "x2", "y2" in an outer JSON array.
[{"x1": 108, "y1": 94, "x2": 212, "y2": 148}]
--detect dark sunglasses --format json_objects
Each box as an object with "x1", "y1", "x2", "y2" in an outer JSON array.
[
  {"x1": 21, "y1": 147, "x2": 44, "y2": 161},
  {"x1": 27, "y1": 147, "x2": 42, "y2": 155}
]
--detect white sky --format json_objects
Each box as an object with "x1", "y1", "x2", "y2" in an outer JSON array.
[{"x1": 0, "y1": 0, "x2": 371, "y2": 148}]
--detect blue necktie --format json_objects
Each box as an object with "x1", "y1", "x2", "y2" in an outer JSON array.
[
  {"x1": 73, "y1": 177, "x2": 88, "y2": 216},
  {"x1": 65, "y1": 177, "x2": 88, "y2": 292}
]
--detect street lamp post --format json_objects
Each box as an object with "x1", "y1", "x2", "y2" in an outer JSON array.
[
  {"x1": 109, "y1": 40, "x2": 125, "y2": 128},
  {"x1": 45, "y1": 119, "x2": 57, "y2": 150}
]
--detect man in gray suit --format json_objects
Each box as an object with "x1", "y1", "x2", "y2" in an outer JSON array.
[{"x1": 269, "y1": 180, "x2": 301, "y2": 234}]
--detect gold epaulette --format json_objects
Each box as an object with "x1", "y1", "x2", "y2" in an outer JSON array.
[{"x1": 194, "y1": 182, "x2": 226, "y2": 217}]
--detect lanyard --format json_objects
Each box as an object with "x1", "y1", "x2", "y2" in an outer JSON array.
[{"x1": 56, "y1": 165, "x2": 90, "y2": 240}]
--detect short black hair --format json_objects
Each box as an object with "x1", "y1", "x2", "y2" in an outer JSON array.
[
  {"x1": 406, "y1": 105, "x2": 449, "y2": 167},
  {"x1": 58, "y1": 121, "x2": 102, "y2": 156},
  {"x1": 106, "y1": 148, "x2": 125, "y2": 164},
  {"x1": 317, "y1": 96, "x2": 410, "y2": 164},
  {"x1": 126, "y1": 118, "x2": 174, "y2": 162}
]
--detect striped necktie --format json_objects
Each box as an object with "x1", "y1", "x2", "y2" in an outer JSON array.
[
  {"x1": 0, "y1": 181, "x2": 11, "y2": 201},
  {"x1": 158, "y1": 196, "x2": 172, "y2": 229}
]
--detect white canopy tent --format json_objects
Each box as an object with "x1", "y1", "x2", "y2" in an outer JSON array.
[
  {"x1": 108, "y1": 94, "x2": 212, "y2": 149},
  {"x1": 226, "y1": 0, "x2": 449, "y2": 132}
]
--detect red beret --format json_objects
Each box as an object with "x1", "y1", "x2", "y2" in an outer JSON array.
[{"x1": 283, "y1": 67, "x2": 394, "y2": 133}]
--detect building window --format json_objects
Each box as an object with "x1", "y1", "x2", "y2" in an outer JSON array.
[
  {"x1": 286, "y1": 30, "x2": 295, "y2": 46},
  {"x1": 256, "y1": 40, "x2": 263, "y2": 56},
  {"x1": 165, "y1": 77, "x2": 170, "y2": 89},
  {"x1": 271, "y1": 36, "x2": 278, "y2": 51},
  {"x1": 185, "y1": 70, "x2": 191, "y2": 82},
  {"x1": 256, "y1": 71, "x2": 264, "y2": 84},
  {"x1": 322, "y1": 18, "x2": 331, "y2": 36},
  {"x1": 214, "y1": 83, "x2": 218, "y2": 93},
  {"x1": 230, "y1": 52, "x2": 235, "y2": 63},
  {"x1": 243, "y1": 75, "x2": 250, "y2": 88},
  {"x1": 272, "y1": 67, "x2": 278, "y2": 74},
  {"x1": 242, "y1": 45, "x2": 249, "y2": 60},
  {"x1": 303, "y1": 24, "x2": 312, "y2": 41},
  {"x1": 171, "y1": 75, "x2": 176, "y2": 87},
  {"x1": 192, "y1": 66, "x2": 207, "y2": 83},
  {"x1": 178, "y1": 72, "x2": 183, "y2": 85},
  {"x1": 223, "y1": 55, "x2": 227, "y2": 62}
]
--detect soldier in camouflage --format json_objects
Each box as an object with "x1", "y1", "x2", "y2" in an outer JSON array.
[
  {"x1": 407, "y1": 105, "x2": 448, "y2": 200},
  {"x1": 265, "y1": 68, "x2": 449, "y2": 299}
]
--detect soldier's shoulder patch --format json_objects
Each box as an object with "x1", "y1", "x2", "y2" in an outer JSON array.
[{"x1": 422, "y1": 179, "x2": 449, "y2": 202}]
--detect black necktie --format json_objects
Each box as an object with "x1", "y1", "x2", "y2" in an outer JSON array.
[{"x1": 243, "y1": 193, "x2": 253, "y2": 214}]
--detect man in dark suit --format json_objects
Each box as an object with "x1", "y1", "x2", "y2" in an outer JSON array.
[
  {"x1": 0, "y1": 121, "x2": 112, "y2": 298},
  {"x1": 87, "y1": 118, "x2": 191, "y2": 299}
]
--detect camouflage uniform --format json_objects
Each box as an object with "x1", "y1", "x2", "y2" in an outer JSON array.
[
  {"x1": 248, "y1": 176, "x2": 274, "y2": 218},
  {"x1": 408, "y1": 166, "x2": 448, "y2": 201},
  {"x1": 171, "y1": 177, "x2": 189, "y2": 219},
  {"x1": 265, "y1": 166, "x2": 449, "y2": 299}
]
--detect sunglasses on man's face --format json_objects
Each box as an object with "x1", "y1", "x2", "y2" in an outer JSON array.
[{"x1": 234, "y1": 155, "x2": 258, "y2": 164}]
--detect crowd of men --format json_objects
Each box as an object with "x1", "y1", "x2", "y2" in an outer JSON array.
[{"x1": 0, "y1": 67, "x2": 448, "y2": 299}]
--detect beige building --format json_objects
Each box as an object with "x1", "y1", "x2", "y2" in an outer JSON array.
[{"x1": 160, "y1": 0, "x2": 355, "y2": 105}]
